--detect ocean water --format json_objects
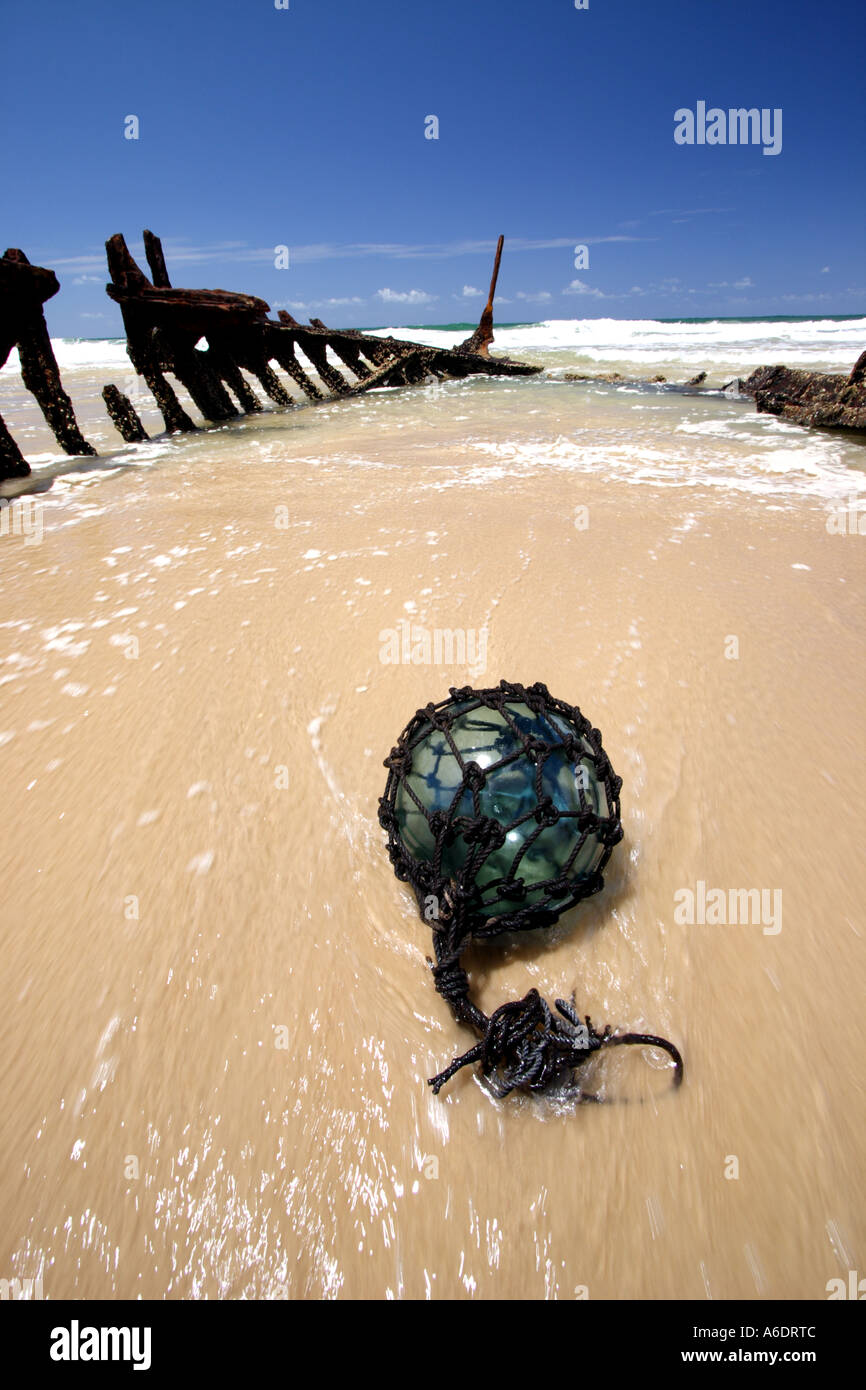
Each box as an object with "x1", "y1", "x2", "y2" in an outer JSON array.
[
  {"x1": 1, "y1": 317, "x2": 864, "y2": 514},
  {"x1": 378, "y1": 314, "x2": 866, "y2": 378},
  {"x1": 4, "y1": 313, "x2": 862, "y2": 379}
]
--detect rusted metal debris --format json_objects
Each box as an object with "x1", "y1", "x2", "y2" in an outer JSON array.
[
  {"x1": 0, "y1": 231, "x2": 540, "y2": 480},
  {"x1": 0, "y1": 248, "x2": 97, "y2": 478},
  {"x1": 103, "y1": 229, "x2": 540, "y2": 435},
  {"x1": 560, "y1": 356, "x2": 866, "y2": 431},
  {"x1": 102, "y1": 384, "x2": 148, "y2": 443},
  {"x1": 739, "y1": 353, "x2": 866, "y2": 431}
]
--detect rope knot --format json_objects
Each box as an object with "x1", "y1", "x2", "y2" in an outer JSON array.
[
  {"x1": 496, "y1": 876, "x2": 526, "y2": 903},
  {"x1": 429, "y1": 990, "x2": 608, "y2": 1096},
  {"x1": 523, "y1": 681, "x2": 551, "y2": 712},
  {"x1": 383, "y1": 746, "x2": 408, "y2": 775},
  {"x1": 534, "y1": 796, "x2": 560, "y2": 826},
  {"x1": 431, "y1": 954, "x2": 470, "y2": 1005},
  {"x1": 600, "y1": 818, "x2": 624, "y2": 848},
  {"x1": 420, "y1": 701, "x2": 451, "y2": 732},
  {"x1": 561, "y1": 732, "x2": 581, "y2": 762},
  {"x1": 460, "y1": 815, "x2": 506, "y2": 851},
  {"x1": 377, "y1": 796, "x2": 397, "y2": 832},
  {"x1": 463, "y1": 760, "x2": 487, "y2": 792}
]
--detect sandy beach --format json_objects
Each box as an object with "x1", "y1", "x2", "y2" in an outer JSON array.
[{"x1": 1, "y1": 353, "x2": 864, "y2": 1298}]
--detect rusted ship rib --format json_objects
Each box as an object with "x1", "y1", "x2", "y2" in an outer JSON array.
[
  {"x1": 0, "y1": 249, "x2": 97, "y2": 477},
  {"x1": 0, "y1": 232, "x2": 540, "y2": 480}
]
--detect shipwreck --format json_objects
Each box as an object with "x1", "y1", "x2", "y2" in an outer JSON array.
[
  {"x1": 0, "y1": 232, "x2": 540, "y2": 482},
  {"x1": 2, "y1": 231, "x2": 863, "y2": 484}
]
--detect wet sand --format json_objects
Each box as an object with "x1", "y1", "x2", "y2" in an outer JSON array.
[{"x1": 1, "y1": 384, "x2": 864, "y2": 1300}]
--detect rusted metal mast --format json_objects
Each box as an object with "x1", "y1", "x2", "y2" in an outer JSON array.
[{"x1": 457, "y1": 234, "x2": 505, "y2": 357}]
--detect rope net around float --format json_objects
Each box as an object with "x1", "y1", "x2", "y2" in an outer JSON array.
[{"x1": 378, "y1": 680, "x2": 683, "y2": 1102}]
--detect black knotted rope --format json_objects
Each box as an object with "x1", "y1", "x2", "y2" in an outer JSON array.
[{"x1": 378, "y1": 679, "x2": 683, "y2": 1102}]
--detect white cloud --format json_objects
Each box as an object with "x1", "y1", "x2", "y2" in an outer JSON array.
[
  {"x1": 649, "y1": 207, "x2": 734, "y2": 217},
  {"x1": 45, "y1": 232, "x2": 649, "y2": 275},
  {"x1": 515, "y1": 290, "x2": 552, "y2": 302},
  {"x1": 707, "y1": 277, "x2": 753, "y2": 289},
  {"x1": 820, "y1": 266, "x2": 830, "y2": 274},
  {"x1": 73, "y1": 274, "x2": 103, "y2": 284},
  {"x1": 563, "y1": 278, "x2": 606, "y2": 298},
  {"x1": 780, "y1": 291, "x2": 843, "y2": 303},
  {"x1": 778, "y1": 289, "x2": 866, "y2": 302},
  {"x1": 277, "y1": 296, "x2": 365, "y2": 312},
  {"x1": 460, "y1": 285, "x2": 481, "y2": 297},
  {"x1": 376, "y1": 288, "x2": 436, "y2": 305}
]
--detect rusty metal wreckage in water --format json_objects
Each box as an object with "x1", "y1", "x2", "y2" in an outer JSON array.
[
  {"x1": 0, "y1": 231, "x2": 540, "y2": 482},
  {"x1": 3, "y1": 229, "x2": 863, "y2": 483}
]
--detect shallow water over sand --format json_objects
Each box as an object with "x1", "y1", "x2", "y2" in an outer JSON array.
[{"x1": 1, "y1": 361, "x2": 864, "y2": 1299}]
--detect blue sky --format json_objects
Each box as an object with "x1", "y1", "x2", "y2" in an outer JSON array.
[{"x1": 3, "y1": 0, "x2": 864, "y2": 334}]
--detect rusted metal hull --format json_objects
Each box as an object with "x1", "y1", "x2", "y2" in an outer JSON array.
[{"x1": 0, "y1": 231, "x2": 540, "y2": 480}]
